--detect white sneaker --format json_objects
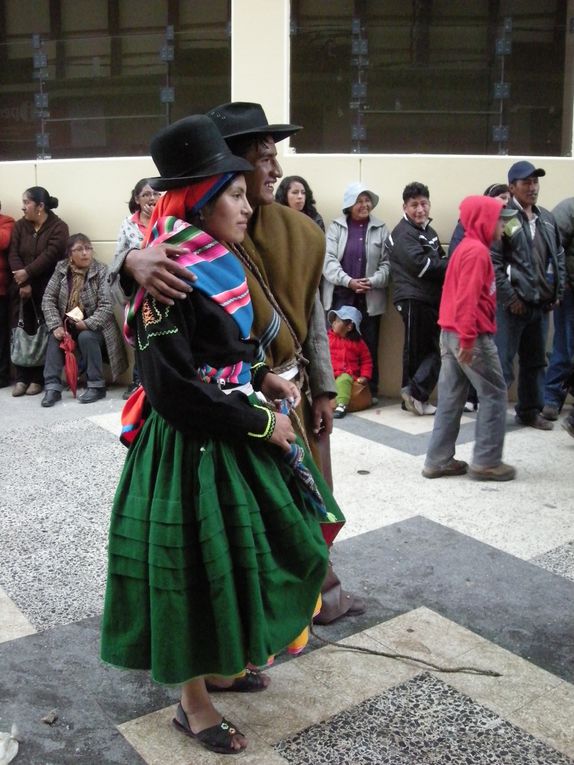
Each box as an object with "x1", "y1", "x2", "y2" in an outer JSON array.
[
  {"x1": 463, "y1": 401, "x2": 474, "y2": 412},
  {"x1": 422, "y1": 402, "x2": 436, "y2": 415},
  {"x1": 401, "y1": 389, "x2": 424, "y2": 416}
]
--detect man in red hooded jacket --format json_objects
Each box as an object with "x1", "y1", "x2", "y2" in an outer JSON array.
[{"x1": 422, "y1": 196, "x2": 517, "y2": 482}]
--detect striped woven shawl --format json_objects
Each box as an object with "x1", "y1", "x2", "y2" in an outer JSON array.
[{"x1": 125, "y1": 216, "x2": 253, "y2": 386}]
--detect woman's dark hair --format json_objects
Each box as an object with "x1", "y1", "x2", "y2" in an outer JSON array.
[
  {"x1": 25, "y1": 186, "x2": 58, "y2": 209},
  {"x1": 187, "y1": 175, "x2": 236, "y2": 230},
  {"x1": 128, "y1": 179, "x2": 151, "y2": 214},
  {"x1": 66, "y1": 233, "x2": 92, "y2": 256},
  {"x1": 483, "y1": 183, "x2": 510, "y2": 198},
  {"x1": 275, "y1": 175, "x2": 319, "y2": 219},
  {"x1": 226, "y1": 134, "x2": 270, "y2": 161},
  {"x1": 402, "y1": 182, "x2": 430, "y2": 203}
]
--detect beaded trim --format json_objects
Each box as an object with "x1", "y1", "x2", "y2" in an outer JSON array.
[{"x1": 248, "y1": 406, "x2": 275, "y2": 440}]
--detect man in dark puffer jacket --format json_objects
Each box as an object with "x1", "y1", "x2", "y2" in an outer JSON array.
[
  {"x1": 491, "y1": 161, "x2": 565, "y2": 431},
  {"x1": 387, "y1": 181, "x2": 448, "y2": 416}
]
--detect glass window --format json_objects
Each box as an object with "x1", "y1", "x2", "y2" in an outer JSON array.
[
  {"x1": 290, "y1": 0, "x2": 571, "y2": 156},
  {"x1": 0, "y1": 0, "x2": 231, "y2": 160}
]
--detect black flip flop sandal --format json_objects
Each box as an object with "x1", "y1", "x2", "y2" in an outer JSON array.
[
  {"x1": 172, "y1": 703, "x2": 244, "y2": 755},
  {"x1": 205, "y1": 667, "x2": 269, "y2": 693}
]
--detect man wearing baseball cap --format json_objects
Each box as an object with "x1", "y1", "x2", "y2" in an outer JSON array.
[{"x1": 491, "y1": 160, "x2": 565, "y2": 430}]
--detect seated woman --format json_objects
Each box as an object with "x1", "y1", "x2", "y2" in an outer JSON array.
[
  {"x1": 100, "y1": 115, "x2": 342, "y2": 756},
  {"x1": 41, "y1": 234, "x2": 128, "y2": 406},
  {"x1": 275, "y1": 175, "x2": 325, "y2": 231}
]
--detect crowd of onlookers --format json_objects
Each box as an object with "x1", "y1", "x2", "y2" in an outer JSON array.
[
  {"x1": 277, "y1": 167, "x2": 573, "y2": 447},
  {"x1": 1, "y1": 162, "x2": 573, "y2": 455}
]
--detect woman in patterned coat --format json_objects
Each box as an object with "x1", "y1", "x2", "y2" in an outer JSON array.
[{"x1": 41, "y1": 233, "x2": 127, "y2": 406}]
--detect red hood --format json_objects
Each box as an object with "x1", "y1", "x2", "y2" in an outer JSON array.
[{"x1": 459, "y1": 195, "x2": 504, "y2": 248}]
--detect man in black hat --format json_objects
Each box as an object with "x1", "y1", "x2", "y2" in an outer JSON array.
[
  {"x1": 492, "y1": 160, "x2": 565, "y2": 430},
  {"x1": 206, "y1": 103, "x2": 335, "y2": 446},
  {"x1": 206, "y1": 102, "x2": 365, "y2": 625}
]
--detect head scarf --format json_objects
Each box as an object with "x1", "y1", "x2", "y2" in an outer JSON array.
[{"x1": 143, "y1": 173, "x2": 234, "y2": 245}]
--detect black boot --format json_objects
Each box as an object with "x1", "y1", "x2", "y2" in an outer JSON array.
[{"x1": 41, "y1": 390, "x2": 62, "y2": 408}]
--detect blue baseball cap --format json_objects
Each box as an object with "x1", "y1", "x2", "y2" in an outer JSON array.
[
  {"x1": 328, "y1": 305, "x2": 363, "y2": 334},
  {"x1": 507, "y1": 161, "x2": 545, "y2": 184}
]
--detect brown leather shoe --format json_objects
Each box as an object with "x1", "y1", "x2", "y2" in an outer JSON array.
[
  {"x1": 422, "y1": 458, "x2": 468, "y2": 479},
  {"x1": 25, "y1": 383, "x2": 43, "y2": 396},
  {"x1": 515, "y1": 413, "x2": 553, "y2": 431},
  {"x1": 12, "y1": 382, "x2": 28, "y2": 397},
  {"x1": 469, "y1": 462, "x2": 516, "y2": 482}
]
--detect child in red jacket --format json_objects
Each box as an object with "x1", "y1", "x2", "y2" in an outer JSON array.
[{"x1": 328, "y1": 305, "x2": 373, "y2": 418}]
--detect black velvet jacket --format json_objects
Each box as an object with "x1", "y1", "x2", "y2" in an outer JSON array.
[{"x1": 136, "y1": 290, "x2": 273, "y2": 441}]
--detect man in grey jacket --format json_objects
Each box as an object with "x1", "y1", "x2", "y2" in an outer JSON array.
[{"x1": 492, "y1": 161, "x2": 565, "y2": 430}]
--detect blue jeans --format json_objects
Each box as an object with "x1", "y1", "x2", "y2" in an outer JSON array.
[
  {"x1": 425, "y1": 331, "x2": 508, "y2": 469},
  {"x1": 494, "y1": 302, "x2": 548, "y2": 421},
  {"x1": 544, "y1": 286, "x2": 574, "y2": 410}
]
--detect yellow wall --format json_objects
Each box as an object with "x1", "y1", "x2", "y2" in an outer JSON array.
[{"x1": 1, "y1": 0, "x2": 572, "y2": 395}]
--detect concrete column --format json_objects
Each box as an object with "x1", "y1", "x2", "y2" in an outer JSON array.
[
  {"x1": 563, "y1": 0, "x2": 574, "y2": 156},
  {"x1": 230, "y1": 0, "x2": 290, "y2": 129}
]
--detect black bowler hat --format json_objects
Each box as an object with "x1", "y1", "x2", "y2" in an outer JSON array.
[
  {"x1": 148, "y1": 115, "x2": 253, "y2": 191},
  {"x1": 206, "y1": 102, "x2": 302, "y2": 143}
]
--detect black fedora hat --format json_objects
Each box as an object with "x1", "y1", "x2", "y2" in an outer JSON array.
[
  {"x1": 206, "y1": 102, "x2": 302, "y2": 143},
  {"x1": 148, "y1": 115, "x2": 253, "y2": 191}
]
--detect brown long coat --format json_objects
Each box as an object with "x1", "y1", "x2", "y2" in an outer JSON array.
[
  {"x1": 8, "y1": 211, "x2": 69, "y2": 331},
  {"x1": 42, "y1": 258, "x2": 128, "y2": 381}
]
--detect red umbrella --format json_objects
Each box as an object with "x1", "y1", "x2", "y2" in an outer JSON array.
[{"x1": 59, "y1": 329, "x2": 78, "y2": 397}]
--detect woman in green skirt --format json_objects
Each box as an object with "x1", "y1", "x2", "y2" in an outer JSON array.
[{"x1": 100, "y1": 115, "x2": 342, "y2": 756}]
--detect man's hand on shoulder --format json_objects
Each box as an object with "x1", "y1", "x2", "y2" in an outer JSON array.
[{"x1": 125, "y1": 245, "x2": 196, "y2": 305}]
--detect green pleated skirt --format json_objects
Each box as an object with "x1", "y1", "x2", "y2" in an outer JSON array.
[{"x1": 101, "y1": 408, "x2": 342, "y2": 685}]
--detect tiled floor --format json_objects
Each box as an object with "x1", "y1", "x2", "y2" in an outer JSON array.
[{"x1": 1, "y1": 389, "x2": 573, "y2": 763}]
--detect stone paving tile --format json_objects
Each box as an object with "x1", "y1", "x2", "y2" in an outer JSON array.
[
  {"x1": 0, "y1": 417, "x2": 123, "y2": 630},
  {"x1": 530, "y1": 540, "x2": 574, "y2": 583},
  {"x1": 508, "y1": 681, "x2": 574, "y2": 759},
  {"x1": 0, "y1": 586, "x2": 36, "y2": 644},
  {"x1": 275, "y1": 673, "x2": 574, "y2": 765}
]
